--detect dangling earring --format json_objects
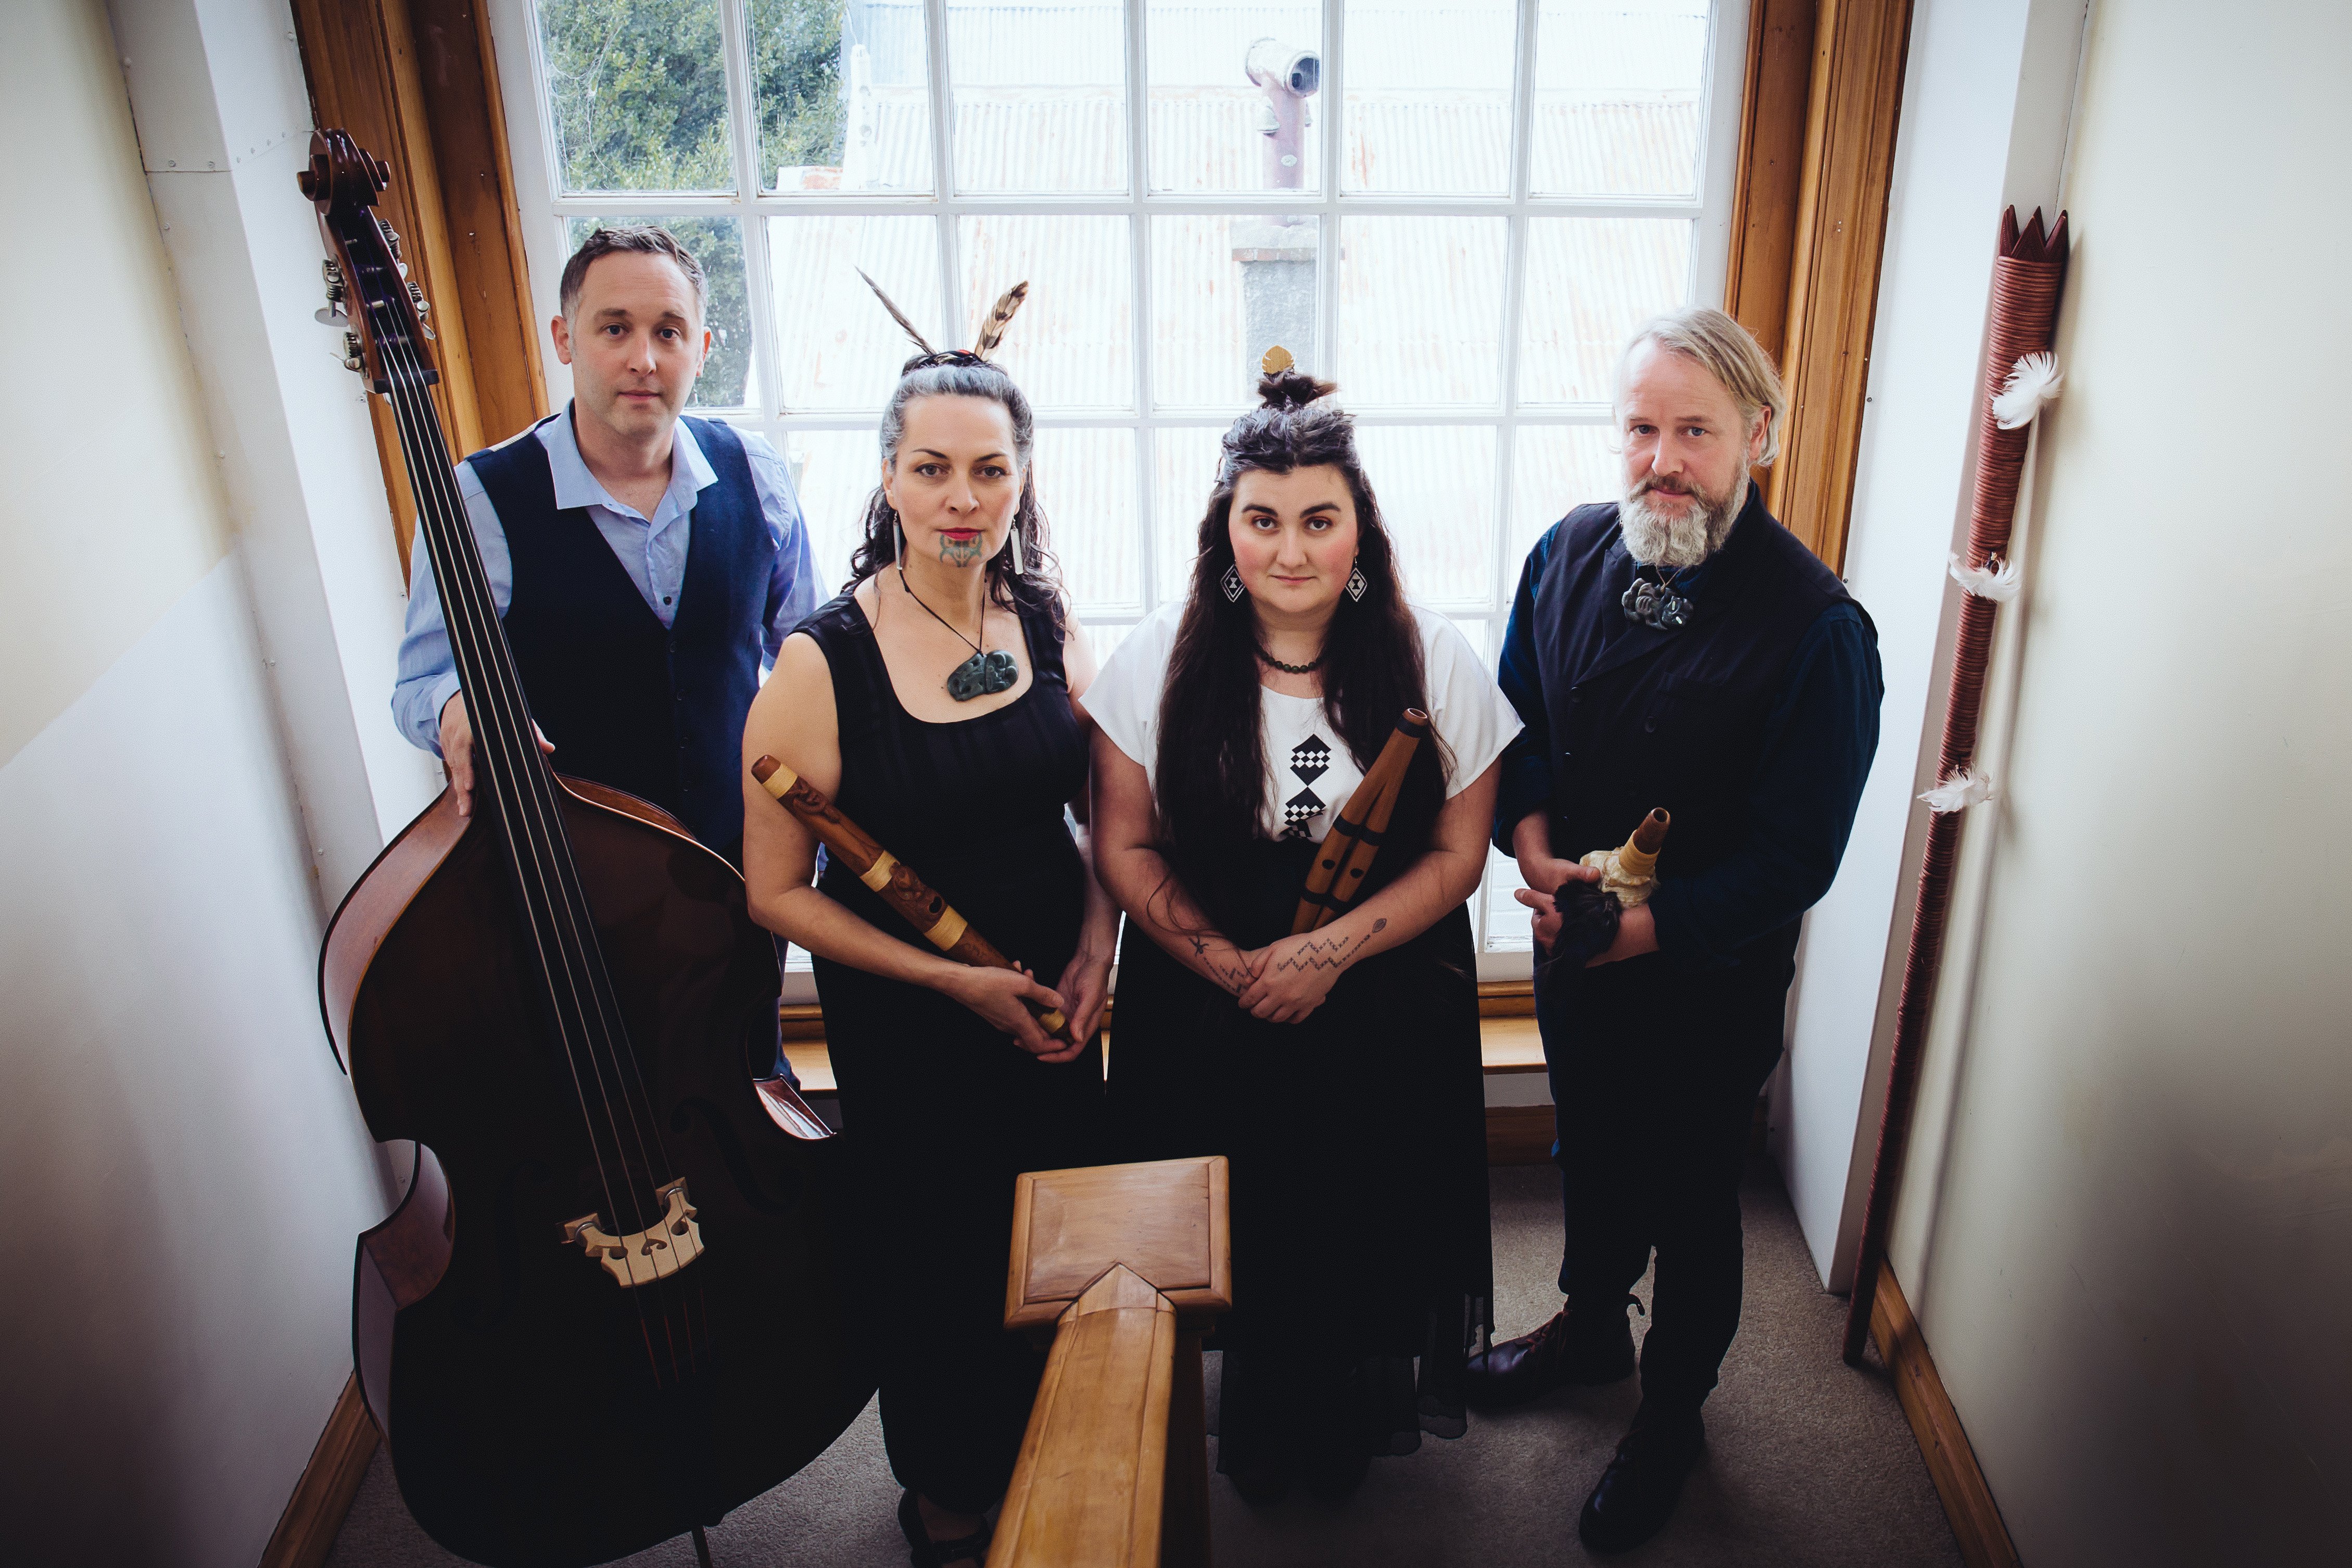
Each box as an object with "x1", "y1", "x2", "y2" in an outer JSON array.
[
  {"x1": 897, "y1": 520, "x2": 908, "y2": 562},
  {"x1": 1221, "y1": 563, "x2": 1246, "y2": 603},
  {"x1": 1346, "y1": 557, "x2": 1370, "y2": 602},
  {"x1": 1007, "y1": 524, "x2": 1024, "y2": 575}
]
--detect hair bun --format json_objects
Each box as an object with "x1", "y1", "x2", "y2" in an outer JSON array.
[{"x1": 1256, "y1": 367, "x2": 1336, "y2": 411}]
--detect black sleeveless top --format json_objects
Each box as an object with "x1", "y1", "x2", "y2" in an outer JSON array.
[{"x1": 796, "y1": 589, "x2": 1091, "y2": 1051}]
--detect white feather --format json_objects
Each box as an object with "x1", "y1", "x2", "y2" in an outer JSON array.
[
  {"x1": 1948, "y1": 552, "x2": 2023, "y2": 602},
  {"x1": 1919, "y1": 769, "x2": 1996, "y2": 814},
  {"x1": 1991, "y1": 351, "x2": 2063, "y2": 429}
]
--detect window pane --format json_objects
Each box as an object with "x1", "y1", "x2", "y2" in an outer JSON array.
[
  {"x1": 1510, "y1": 424, "x2": 1621, "y2": 562},
  {"x1": 751, "y1": 0, "x2": 935, "y2": 193},
  {"x1": 1032, "y1": 427, "x2": 1142, "y2": 614},
  {"x1": 1342, "y1": 0, "x2": 1517, "y2": 195},
  {"x1": 1338, "y1": 217, "x2": 1507, "y2": 407},
  {"x1": 1152, "y1": 425, "x2": 1223, "y2": 605},
  {"x1": 957, "y1": 216, "x2": 1134, "y2": 409},
  {"x1": 1152, "y1": 215, "x2": 1320, "y2": 411},
  {"x1": 1531, "y1": 0, "x2": 1711, "y2": 198},
  {"x1": 1484, "y1": 844, "x2": 1532, "y2": 950},
  {"x1": 782, "y1": 426, "x2": 881, "y2": 596},
  {"x1": 538, "y1": 0, "x2": 734, "y2": 193},
  {"x1": 766, "y1": 216, "x2": 943, "y2": 410},
  {"x1": 949, "y1": 0, "x2": 1128, "y2": 193},
  {"x1": 1351, "y1": 424, "x2": 1496, "y2": 606},
  {"x1": 1147, "y1": 2, "x2": 1323, "y2": 193},
  {"x1": 1517, "y1": 217, "x2": 1691, "y2": 404},
  {"x1": 565, "y1": 217, "x2": 753, "y2": 407},
  {"x1": 1083, "y1": 619, "x2": 1136, "y2": 669}
]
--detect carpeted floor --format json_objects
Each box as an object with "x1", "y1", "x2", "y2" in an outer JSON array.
[{"x1": 326, "y1": 1162, "x2": 1959, "y2": 1568}]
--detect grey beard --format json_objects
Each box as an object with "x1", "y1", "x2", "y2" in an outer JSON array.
[{"x1": 1620, "y1": 475, "x2": 1748, "y2": 568}]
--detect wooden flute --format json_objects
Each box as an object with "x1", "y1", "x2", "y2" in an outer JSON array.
[
  {"x1": 750, "y1": 755, "x2": 1074, "y2": 1044},
  {"x1": 1289, "y1": 709, "x2": 1434, "y2": 935}
]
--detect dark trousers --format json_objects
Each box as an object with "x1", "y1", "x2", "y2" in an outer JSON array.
[{"x1": 1537, "y1": 955, "x2": 1783, "y2": 1416}]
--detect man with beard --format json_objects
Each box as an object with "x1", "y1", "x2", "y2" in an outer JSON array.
[{"x1": 1469, "y1": 308, "x2": 1882, "y2": 1552}]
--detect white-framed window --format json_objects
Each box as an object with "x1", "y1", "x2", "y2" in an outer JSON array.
[{"x1": 485, "y1": 0, "x2": 1749, "y2": 973}]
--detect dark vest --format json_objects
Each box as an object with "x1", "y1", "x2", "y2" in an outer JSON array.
[
  {"x1": 469, "y1": 413, "x2": 772, "y2": 852},
  {"x1": 1533, "y1": 487, "x2": 1863, "y2": 978}
]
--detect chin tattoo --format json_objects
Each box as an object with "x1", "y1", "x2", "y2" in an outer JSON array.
[{"x1": 938, "y1": 535, "x2": 984, "y2": 567}]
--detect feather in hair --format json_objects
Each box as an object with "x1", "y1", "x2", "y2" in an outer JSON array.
[
  {"x1": 1991, "y1": 351, "x2": 2063, "y2": 429},
  {"x1": 1918, "y1": 769, "x2": 1996, "y2": 814},
  {"x1": 1948, "y1": 552, "x2": 2023, "y2": 602},
  {"x1": 856, "y1": 268, "x2": 933, "y2": 356},
  {"x1": 972, "y1": 280, "x2": 1029, "y2": 357}
]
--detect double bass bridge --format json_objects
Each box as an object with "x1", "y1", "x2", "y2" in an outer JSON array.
[{"x1": 563, "y1": 1179, "x2": 705, "y2": 1288}]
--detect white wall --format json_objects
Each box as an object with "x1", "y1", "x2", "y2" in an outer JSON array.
[
  {"x1": 1774, "y1": 0, "x2": 2089, "y2": 1287},
  {"x1": 1875, "y1": 2, "x2": 2352, "y2": 1559},
  {"x1": 0, "y1": 2, "x2": 419, "y2": 1561}
]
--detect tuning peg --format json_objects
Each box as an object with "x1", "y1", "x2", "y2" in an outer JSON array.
[
  {"x1": 407, "y1": 280, "x2": 430, "y2": 315},
  {"x1": 315, "y1": 306, "x2": 349, "y2": 327},
  {"x1": 342, "y1": 332, "x2": 365, "y2": 372},
  {"x1": 322, "y1": 258, "x2": 343, "y2": 284}
]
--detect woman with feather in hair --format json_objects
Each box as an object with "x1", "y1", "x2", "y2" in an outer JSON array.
[
  {"x1": 1084, "y1": 360, "x2": 1524, "y2": 1502},
  {"x1": 741, "y1": 283, "x2": 1110, "y2": 1568}
]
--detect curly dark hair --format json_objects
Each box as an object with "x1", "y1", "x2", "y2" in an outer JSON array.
[
  {"x1": 1153, "y1": 368, "x2": 1447, "y2": 929},
  {"x1": 843, "y1": 354, "x2": 1064, "y2": 628}
]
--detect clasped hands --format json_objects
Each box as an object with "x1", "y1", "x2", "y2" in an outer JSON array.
[
  {"x1": 1219, "y1": 929, "x2": 1370, "y2": 1026},
  {"x1": 945, "y1": 948, "x2": 1110, "y2": 1066},
  {"x1": 1514, "y1": 856, "x2": 1661, "y2": 967}
]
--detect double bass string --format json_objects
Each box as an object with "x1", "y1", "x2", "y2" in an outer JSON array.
[
  {"x1": 371, "y1": 291, "x2": 674, "y2": 1270},
  {"x1": 378, "y1": 327, "x2": 686, "y2": 1380}
]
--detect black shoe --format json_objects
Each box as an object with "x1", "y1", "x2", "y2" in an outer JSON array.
[
  {"x1": 1461, "y1": 1296, "x2": 1638, "y2": 1410},
  {"x1": 895, "y1": 1490, "x2": 992, "y2": 1568},
  {"x1": 1577, "y1": 1410, "x2": 1705, "y2": 1554}
]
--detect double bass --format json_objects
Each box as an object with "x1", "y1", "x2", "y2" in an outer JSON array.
[{"x1": 306, "y1": 131, "x2": 872, "y2": 1565}]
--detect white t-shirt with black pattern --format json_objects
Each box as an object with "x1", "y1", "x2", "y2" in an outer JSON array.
[{"x1": 1085, "y1": 602, "x2": 1524, "y2": 843}]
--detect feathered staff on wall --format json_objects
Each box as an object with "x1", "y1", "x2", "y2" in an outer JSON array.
[{"x1": 1842, "y1": 208, "x2": 2070, "y2": 1365}]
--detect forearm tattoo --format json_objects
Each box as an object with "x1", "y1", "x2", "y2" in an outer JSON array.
[
  {"x1": 939, "y1": 533, "x2": 983, "y2": 566},
  {"x1": 1274, "y1": 918, "x2": 1387, "y2": 973},
  {"x1": 1188, "y1": 933, "x2": 1254, "y2": 996}
]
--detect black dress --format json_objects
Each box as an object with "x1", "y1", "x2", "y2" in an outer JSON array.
[
  {"x1": 1109, "y1": 829, "x2": 1493, "y2": 1480},
  {"x1": 799, "y1": 591, "x2": 1105, "y2": 1515}
]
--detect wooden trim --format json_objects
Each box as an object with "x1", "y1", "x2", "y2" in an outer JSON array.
[
  {"x1": 257, "y1": 1375, "x2": 379, "y2": 1568},
  {"x1": 1487, "y1": 1104, "x2": 1556, "y2": 1166},
  {"x1": 289, "y1": 0, "x2": 548, "y2": 577},
  {"x1": 1477, "y1": 978, "x2": 1536, "y2": 1017},
  {"x1": 1871, "y1": 1265, "x2": 2022, "y2": 1568},
  {"x1": 1723, "y1": 0, "x2": 1819, "y2": 368},
  {"x1": 1763, "y1": 0, "x2": 1915, "y2": 570}
]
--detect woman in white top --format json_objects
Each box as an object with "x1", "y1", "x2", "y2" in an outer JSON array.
[{"x1": 1085, "y1": 366, "x2": 1523, "y2": 1504}]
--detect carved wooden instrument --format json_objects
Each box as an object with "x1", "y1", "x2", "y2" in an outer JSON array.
[
  {"x1": 750, "y1": 754, "x2": 1074, "y2": 1043},
  {"x1": 304, "y1": 130, "x2": 870, "y2": 1568},
  {"x1": 1289, "y1": 709, "x2": 1432, "y2": 934}
]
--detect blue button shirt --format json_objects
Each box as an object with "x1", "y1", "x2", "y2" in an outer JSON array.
[{"x1": 393, "y1": 407, "x2": 821, "y2": 755}]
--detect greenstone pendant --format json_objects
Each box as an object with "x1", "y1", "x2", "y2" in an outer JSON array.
[{"x1": 947, "y1": 649, "x2": 1020, "y2": 701}]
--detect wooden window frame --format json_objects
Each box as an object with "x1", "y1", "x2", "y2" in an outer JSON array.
[
  {"x1": 288, "y1": 0, "x2": 550, "y2": 579},
  {"x1": 1727, "y1": 0, "x2": 1915, "y2": 571}
]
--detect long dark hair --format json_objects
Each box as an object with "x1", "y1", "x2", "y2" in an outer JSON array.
[
  {"x1": 844, "y1": 353, "x2": 1064, "y2": 629},
  {"x1": 1153, "y1": 369, "x2": 1447, "y2": 928}
]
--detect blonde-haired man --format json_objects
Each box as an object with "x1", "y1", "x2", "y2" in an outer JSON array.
[{"x1": 1475, "y1": 308, "x2": 1883, "y2": 1552}]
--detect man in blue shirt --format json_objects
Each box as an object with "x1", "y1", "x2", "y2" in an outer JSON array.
[
  {"x1": 1468, "y1": 308, "x2": 1883, "y2": 1553},
  {"x1": 393, "y1": 225, "x2": 818, "y2": 861}
]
